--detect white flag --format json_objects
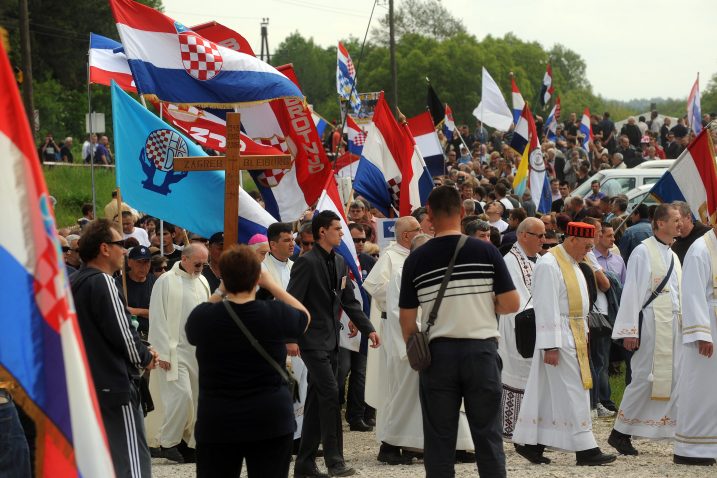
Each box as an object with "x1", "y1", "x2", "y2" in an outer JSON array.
[{"x1": 473, "y1": 67, "x2": 514, "y2": 132}]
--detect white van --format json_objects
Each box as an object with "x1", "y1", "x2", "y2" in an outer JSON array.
[{"x1": 571, "y1": 168, "x2": 666, "y2": 198}]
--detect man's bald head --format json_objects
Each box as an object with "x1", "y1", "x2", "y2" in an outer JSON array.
[
  {"x1": 516, "y1": 217, "x2": 546, "y2": 257},
  {"x1": 395, "y1": 216, "x2": 421, "y2": 248}
]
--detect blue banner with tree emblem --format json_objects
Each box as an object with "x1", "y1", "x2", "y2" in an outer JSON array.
[{"x1": 111, "y1": 81, "x2": 275, "y2": 241}]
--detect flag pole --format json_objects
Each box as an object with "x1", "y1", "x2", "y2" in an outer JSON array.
[
  {"x1": 338, "y1": 0, "x2": 379, "y2": 179},
  {"x1": 86, "y1": 59, "x2": 97, "y2": 219}
]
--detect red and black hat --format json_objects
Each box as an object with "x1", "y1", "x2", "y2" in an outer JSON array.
[{"x1": 565, "y1": 222, "x2": 595, "y2": 239}]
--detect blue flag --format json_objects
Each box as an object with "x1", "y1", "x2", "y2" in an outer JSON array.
[{"x1": 111, "y1": 82, "x2": 275, "y2": 241}]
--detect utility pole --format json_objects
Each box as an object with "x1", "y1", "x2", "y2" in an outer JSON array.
[
  {"x1": 260, "y1": 18, "x2": 270, "y2": 63},
  {"x1": 19, "y1": 0, "x2": 34, "y2": 135},
  {"x1": 388, "y1": 0, "x2": 397, "y2": 117}
]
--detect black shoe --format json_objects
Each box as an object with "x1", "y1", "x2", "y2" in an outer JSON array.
[
  {"x1": 402, "y1": 450, "x2": 423, "y2": 461},
  {"x1": 177, "y1": 440, "x2": 196, "y2": 463},
  {"x1": 601, "y1": 401, "x2": 618, "y2": 412},
  {"x1": 348, "y1": 419, "x2": 373, "y2": 432},
  {"x1": 674, "y1": 455, "x2": 717, "y2": 466},
  {"x1": 327, "y1": 462, "x2": 356, "y2": 477},
  {"x1": 515, "y1": 444, "x2": 551, "y2": 464},
  {"x1": 608, "y1": 429, "x2": 639, "y2": 456},
  {"x1": 455, "y1": 450, "x2": 476, "y2": 464},
  {"x1": 576, "y1": 448, "x2": 617, "y2": 466},
  {"x1": 377, "y1": 443, "x2": 411, "y2": 465},
  {"x1": 149, "y1": 447, "x2": 162, "y2": 458},
  {"x1": 160, "y1": 445, "x2": 184, "y2": 463},
  {"x1": 364, "y1": 417, "x2": 376, "y2": 427},
  {"x1": 293, "y1": 464, "x2": 329, "y2": 478}
]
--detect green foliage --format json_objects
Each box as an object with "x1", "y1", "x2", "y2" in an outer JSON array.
[
  {"x1": 701, "y1": 73, "x2": 717, "y2": 118},
  {"x1": 43, "y1": 165, "x2": 117, "y2": 228},
  {"x1": 371, "y1": 0, "x2": 467, "y2": 44}
]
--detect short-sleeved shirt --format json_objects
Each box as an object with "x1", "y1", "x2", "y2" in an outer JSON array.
[
  {"x1": 115, "y1": 274, "x2": 156, "y2": 335},
  {"x1": 399, "y1": 235, "x2": 515, "y2": 340},
  {"x1": 186, "y1": 299, "x2": 308, "y2": 443}
]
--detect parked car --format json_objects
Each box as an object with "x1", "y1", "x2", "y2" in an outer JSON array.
[
  {"x1": 572, "y1": 168, "x2": 666, "y2": 198},
  {"x1": 635, "y1": 159, "x2": 675, "y2": 169},
  {"x1": 625, "y1": 184, "x2": 659, "y2": 214}
]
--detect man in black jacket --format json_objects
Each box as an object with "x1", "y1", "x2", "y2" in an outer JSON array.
[
  {"x1": 288, "y1": 211, "x2": 380, "y2": 478},
  {"x1": 71, "y1": 219, "x2": 157, "y2": 478}
]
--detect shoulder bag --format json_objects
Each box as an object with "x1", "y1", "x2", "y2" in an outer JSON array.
[
  {"x1": 514, "y1": 300, "x2": 536, "y2": 359},
  {"x1": 222, "y1": 300, "x2": 299, "y2": 402},
  {"x1": 406, "y1": 235, "x2": 468, "y2": 371}
]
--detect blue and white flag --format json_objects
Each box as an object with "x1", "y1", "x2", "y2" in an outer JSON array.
[
  {"x1": 544, "y1": 95, "x2": 561, "y2": 142},
  {"x1": 111, "y1": 82, "x2": 274, "y2": 241},
  {"x1": 688, "y1": 76, "x2": 702, "y2": 135},
  {"x1": 337, "y1": 42, "x2": 361, "y2": 114}
]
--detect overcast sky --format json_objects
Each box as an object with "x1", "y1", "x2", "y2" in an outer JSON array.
[{"x1": 163, "y1": 0, "x2": 716, "y2": 102}]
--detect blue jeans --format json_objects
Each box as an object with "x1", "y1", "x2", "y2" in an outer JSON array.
[
  {"x1": 590, "y1": 333, "x2": 614, "y2": 408},
  {"x1": 419, "y1": 338, "x2": 506, "y2": 478},
  {"x1": 0, "y1": 393, "x2": 31, "y2": 478}
]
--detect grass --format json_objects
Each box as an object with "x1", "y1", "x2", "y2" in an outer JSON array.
[
  {"x1": 609, "y1": 370, "x2": 627, "y2": 407},
  {"x1": 43, "y1": 164, "x2": 257, "y2": 229}
]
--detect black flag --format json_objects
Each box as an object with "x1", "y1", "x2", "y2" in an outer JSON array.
[{"x1": 427, "y1": 83, "x2": 444, "y2": 127}]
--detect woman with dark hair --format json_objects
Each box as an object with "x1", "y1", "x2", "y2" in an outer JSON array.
[{"x1": 185, "y1": 245, "x2": 310, "y2": 478}]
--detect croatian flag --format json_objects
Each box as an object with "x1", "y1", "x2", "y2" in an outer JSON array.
[
  {"x1": 688, "y1": 76, "x2": 702, "y2": 134},
  {"x1": 354, "y1": 92, "x2": 432, "y2": 217},
  {"x1": 345, "y1": 115, "x2": 366, "y2": 156},
  {"x1": 109, "y1": 0, "x2": 302, "y2": 105},
  {"x1": 443, "y1": 103, "x2": 456, "y2": 142},
  {"x1": 407, "y1": 111, "x2": 445, "y2": 177},
  {"x1": 526, "y1": 108, "x2": 553, "y2": 214},
  {"x1": 191, "y1": 20, "x2": 256, "y2": 56},
  {"x1": 0, "y1": 41, "x2": 115, "y2": 477},
  {"x1": 112, "y1": 82, "x2": 274, "y2": 241},
  {"x1": 544, "y1": 95, "x2": 561, "y2": 141},
  {"x1": 334, "y1": 152, "x2": 361, "y2": 179},
  {"x1": 89, "y1": 32, "x2": 136, "y2": 92},
  {"x1": 539, "y1": 63, "x2": 554, "y2": 106},
  {"x1": 579, "y1": 107, "x2": 593, "y2": 152},
  {"x1": 337, "y1": 42, "x2": 361, "y2": 114},
  {"x1": 511, "y1": 76, "x2": 525, "y2": 125},
  {"x1": 650, "y1": 129, "x2": 717, "y2": 224},
  {"x1": 315, "y1": 174, "x2": 369, "y2": 353}
]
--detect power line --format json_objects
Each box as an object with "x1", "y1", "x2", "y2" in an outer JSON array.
[{"x1": 272, "y1": 0, "x2": 370, "y2": 17}]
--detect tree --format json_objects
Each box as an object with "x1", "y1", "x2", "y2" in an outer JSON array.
[
  {"x1": 701, "y1": 73, "x2": 717, "y2": 120},
  {"x1": 371, "y1": 0, "x2": 467, "y2": 44}
]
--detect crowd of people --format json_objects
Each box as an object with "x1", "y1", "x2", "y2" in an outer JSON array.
[
  {"x1": 4, "y1": 109, "x2": 717, "y2": 478},
  {"x1": 38, "y1": 132, "x2": 114, "y2": 164}
]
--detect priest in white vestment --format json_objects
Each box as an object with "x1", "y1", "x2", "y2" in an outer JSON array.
[
  {"x1": 498, "y1": 218, "x2": 545, "y2": 439},
  {"x1": 262, "y1": 222, "x2": 308, "y2": 443},
  {"x1": 513, "y1": 222, "x2": 616, "y2": 466},
  {"x1": 673, "y1": 228, "x2": 717, "y2": 465},
  {"x1": 378, "y1": 236, "x2": 474, "y2": 462},
  {"x1": 147, "y1": 245, "x2": 210, "y2": 461},
  {"x1": 363, "y1": 216, "x2": 420, "y2": 464},
  {"x1": 609, "y1": 204, "x2": 682, "y2": 456}
]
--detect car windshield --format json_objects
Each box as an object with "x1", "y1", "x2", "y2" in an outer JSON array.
[{"x1": 573, "y1": 173, "x2": 605, "y2": 197}]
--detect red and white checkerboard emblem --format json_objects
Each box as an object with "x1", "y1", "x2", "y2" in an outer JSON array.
[
  {"x1": 178, "y1": 31, "x2": 224, "y2": 81},
  {"x1": 145, "y1": 129, "x2": 188, "y2": 172},
  {"x1": 255, "y1": 134, "x2": 291, "y2": 188}
]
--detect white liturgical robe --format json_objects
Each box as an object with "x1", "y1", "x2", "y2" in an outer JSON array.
[
  {"x1": 498, "y1": 243, "x2": 535, "y2": 438},
  {"x1": 675, "y1": 232, "x2": 717, "y2": 458},
  {"x1": 611, "y1": 238, "x2": 682, "y2": 439},
  {"x1": 512, "y1": 246, "x2": 597, "y2": 452},
  {"x1": 376, "y1": 267, "x2": 474, "y2": 450},
  {"x1": 363, "y1": 242, "x2": 409, "y2": 410},
  {"x1": 146, "y1": 261, "x2": 210, "y2": 448}
]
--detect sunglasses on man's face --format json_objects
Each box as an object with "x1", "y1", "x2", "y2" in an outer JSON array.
[
  {"x1": 61, "y1": 246, "x2": 71, "y2": 253},
  {"x1": 153, "y1": 266, "x2": 167, "y2": 272},
  {"x1": 353, "y1": 238, "x2": 367, "y2": 244}
]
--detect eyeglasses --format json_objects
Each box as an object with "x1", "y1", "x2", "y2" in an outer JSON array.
[
  {"x1": 353, "y1": 238, "x2": 367, "y2": 244},
  {"x1": 153, "y1": 266, "x2": 167, "y2": 272},
  {"x1": 542, "y1": 243, "x2": 558, "y2": 250},
  {"x1": 193, "y1": 262, "x2": 207, "y2": 269},
  {"x1": 525, "y1": 231, "x2": 546, "y2": 239},
  {"x1": 61, "y1": 246, "x2": 71, "y2": 253},
  {"x1": 105, "y1": 239, "x2": 126, "y2": 248},
  {"x1": 301, "y1": 241, "x2": 314, "y2": 247},
  {"x1": 404, "y1": 227, "x2": 421, "y2": 234}
]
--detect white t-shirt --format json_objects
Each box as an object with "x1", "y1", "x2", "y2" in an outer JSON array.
[{"x1": 124, "y1": 227, "x2": 150, "y2": 247}]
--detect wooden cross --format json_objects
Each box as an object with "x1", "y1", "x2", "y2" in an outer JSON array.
[{"x1": 173, "y1": 112, "x2": 291, "y2": 249}]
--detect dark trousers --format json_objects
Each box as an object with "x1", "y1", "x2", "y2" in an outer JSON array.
[
  {"x1": 196, "y1": 433, "x2": 293, "y2": 478},
  {"x1": 100, "y1": 384, "x2": 151, "y2": 478},
  {"x1": 296, "y1": 349, "x2": 344, "y2": 470},
  {"x1": 0, "y1": 392, "x2": 31, "y2": 478},
  {"x1": 419, "y1": 338, "x2": 506, "y2": 478},
  {"x1": 589, "y1": 333, "x2": 614, "y2": 408},
  {"x1": 337, "y1": 347, "x2": 367, "y2": 424}
]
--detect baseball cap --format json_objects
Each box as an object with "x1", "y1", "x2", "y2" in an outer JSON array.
[
  {"x1": 208, "y1": 232, "x2": 224, "y2": 245},
  {"x1": 128, "y1": 246, "x2": 152, "y2": 261}
]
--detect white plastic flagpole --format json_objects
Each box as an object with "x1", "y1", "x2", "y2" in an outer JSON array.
[{"x1": 86, "y1": 59, "x2": 97, "y2": 218}]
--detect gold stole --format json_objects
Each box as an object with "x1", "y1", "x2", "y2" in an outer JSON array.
[
  {"x1": 643, "y1": 237, "x2": 681, "y2": 400},
  {"x1": 551, "y1": 246, "x2": 592, "y2": 390}
]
